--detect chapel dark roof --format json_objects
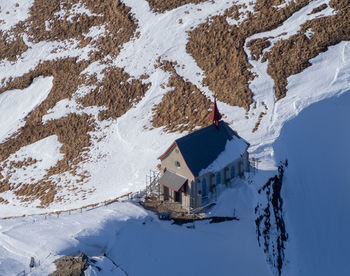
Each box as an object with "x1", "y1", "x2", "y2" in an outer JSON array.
[{"x1": 173, "y1": 121, "x2": 249, "y2": 177}]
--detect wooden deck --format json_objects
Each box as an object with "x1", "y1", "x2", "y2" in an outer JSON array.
[{"x1": 142, "y1": 196, "x2": 202, "y2": 220}]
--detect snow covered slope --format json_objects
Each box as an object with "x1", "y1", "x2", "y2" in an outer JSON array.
[
  {"x1": 274, "y1": 91, "x2": 350, "y2": 275},
  {"x1": 0, "y1": 187, "x2": 271, "y2": 276},
  {"x1": 0, "y1": 0, "x2": 349, "y2": 275},
  {"x1": 0, "y1": 0, "x2": 348, "y2": 217}
]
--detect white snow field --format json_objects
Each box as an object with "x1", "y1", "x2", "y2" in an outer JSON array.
[
  {"x1": 0, "y1": 0, "x2": 34, "y2": 32},
  {"x1": 275, "y1": 91, "x2": 350, "y2": 276},
  {"x1": 0, "y1": 185, "x2": 271, "y2": 276}
]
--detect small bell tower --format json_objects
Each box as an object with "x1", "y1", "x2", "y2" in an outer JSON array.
[{"x1": 209, "y1": 98, "x2": 222, "y2": 129}]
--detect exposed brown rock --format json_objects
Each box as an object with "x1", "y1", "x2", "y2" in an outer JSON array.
[
  {"x1": 50, "y1": 253, "x2": 88, "y2": 276},
  {"x1": 0, "y1": 57, "x2": 90, "y2": 161},
  {"x1": 84, "y1": 0, "x2": 138, "y2": 58},
  {"x1": 151, "y1": 60, "x2": 212, "y2": 133},
  {"x1": 0, "y1": 176, "x2": 11, "y2": 193}
]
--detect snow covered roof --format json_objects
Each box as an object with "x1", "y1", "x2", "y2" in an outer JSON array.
[{"x1": 160, "y1": 121, "x2": 249, "y2": 177}]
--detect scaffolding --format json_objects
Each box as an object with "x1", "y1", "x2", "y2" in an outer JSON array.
[{"x1": 145, "y1": 170, "x2": 161, "y2": 198}]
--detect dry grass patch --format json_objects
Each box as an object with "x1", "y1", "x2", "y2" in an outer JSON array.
[
  {"x1": 0, "y1": 57, "x2": 93, "y2": 206},
  {"x1": 151, "y1": 60, "x2": 212, "y2": 133},
  {"x1": 0, "y1": 32, "x2": 28, "y2": 62},
  {"x1": 0, "y1": 174, "x2": 11, "y2": 193},
  {"x1": 264, "y1": 0, "x2": 350, "y2": 99},
  {"x1": 0, "y1": 57, "x2": 89, "y2": 114},
  {"x1": 0, "y1": 197, "x2": 9, "y2": 204},
  {"x1": 0, "y1": 113, "x2": 95, "y2": 206},
  {"x1": 81, "y1": 0, "x2": 138, "y2": 59},
  {"x1": 187, "y1": 0, "x2": 311, "y2": 110},
  {"x1": 252, "y1": 111, "x2": 266, "y2": 133},
  {"x1": 9, "y1": 158, "x2": 37, "y2": 169},
  {"x1": 247, "y1": 37, "x2": 272, "y2": 61},
  {"x1": 0, "y1": 0, "x2": 143, "y2": 207},
  {"x1": 24, "y1": 0, "x2": 137, "y2": 59},
  {"x1": 0, "y1": 61, "x2": 149, "y2": 206},
  {"x1": 0, "y1": 0, "x2": 138, "y2": 65},
  {"x1": 79, "y1": 67, "x2": 150, "y2": 121},
  {"x1": 308, "y1": 3, "x2": 328, "y2": 15},
  {"x1": 146, "y1": 0, "x2": 208, "y2": 13},
  {"x1": 262, "y1": 101, "x2": 268, "y2": 110}
]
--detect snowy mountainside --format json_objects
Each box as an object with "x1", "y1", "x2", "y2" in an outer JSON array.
[
  {"x1": 0, "y1": 0, "x2": 348, "y2": 216},
  {"x1": 0, "y1": 0, "x2": 350, "y2": 275}
]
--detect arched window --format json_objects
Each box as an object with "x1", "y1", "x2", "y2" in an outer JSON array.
[
  {"x1": 216, "y1": 172, "x2": 221, "y2": 184},
  {"x1": 231, "y1": 166, "x2": 235, "y2": 179},
  {"x1": 202, "y1": 178, "x2": 207, "y2": 197}
]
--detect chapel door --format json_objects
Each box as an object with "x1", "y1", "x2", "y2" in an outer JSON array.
[
  {"x1": 174, "y1": 191, "x2": 182, "y2": 203},
  {"x1": 164, "y1": 186, "x2": 169, "y2": 201}
]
